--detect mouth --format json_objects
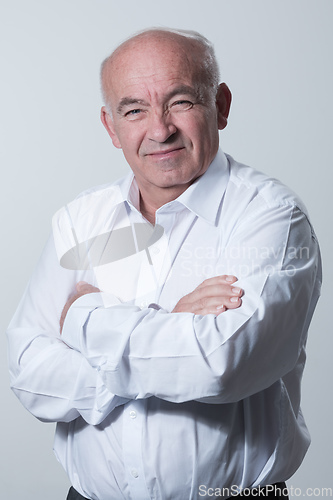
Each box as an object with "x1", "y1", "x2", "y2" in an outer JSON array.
[{"x1": 145, "y1": 147, "x2": 185, "y2": 159}]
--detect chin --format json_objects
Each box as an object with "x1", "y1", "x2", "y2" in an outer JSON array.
[{"x1": 156, "y1": 171, "x2": 191, "y2": 186}]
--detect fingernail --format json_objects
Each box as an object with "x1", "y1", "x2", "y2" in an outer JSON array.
[
  {"x1": 230, "y1": 296, "x2": 239, "y2": 303},
  {"x1": 231, "y1": 287, "x2": 241, "y2": 294},
  {"x1": 216, "y1": 304, "x2": 225, "y2": 310},
  {"x1": 225, "y1": 276, "x2": 234, "y2": 282}
]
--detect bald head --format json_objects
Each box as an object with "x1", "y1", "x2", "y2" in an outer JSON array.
[{"x1": 100, "y1": 28, "x2": 220, "y2": 112}]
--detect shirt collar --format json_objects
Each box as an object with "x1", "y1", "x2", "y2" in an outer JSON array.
[
  {"x1": 117, "y1": 172, "x2": 140, "y2": 211},
  {"x1": 118, "y1": 148, "x2": 230, "y2": 225},
  {"x1": 176, "y1": 149, "x2": 230, "y2": 225}
]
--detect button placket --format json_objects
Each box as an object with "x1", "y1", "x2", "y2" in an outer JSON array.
[
  {"x1": 122, "y1": 400, "x2": 150, "y2": 498},
  {"x1": 152, "y1": 212, "x2": 177, "y2": 304}
]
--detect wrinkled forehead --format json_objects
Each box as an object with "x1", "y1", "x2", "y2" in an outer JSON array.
[{"x1": 103, "y1": 34, "x2": 206, "y2": 100}]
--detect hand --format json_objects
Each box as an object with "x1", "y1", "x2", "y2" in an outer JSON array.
[
  {"x1": 172, "y1": 275, "x2": 242, "y2": 316},
  {"x1": 60, "y1": 281, "x2": 100, "y2": 333}
]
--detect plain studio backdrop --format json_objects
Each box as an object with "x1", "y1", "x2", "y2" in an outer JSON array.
[{"x1": 1, "y1": 1, "x2": 331, "y2": 499}]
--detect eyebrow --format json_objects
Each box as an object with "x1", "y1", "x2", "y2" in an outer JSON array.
[
  {"x1": 116, "y1": 85, "x2": 200, "y2": 115},
  {"x1": 117, "y1": 98, "x2": 148, "y2": 115},
  {"x1": 165, "y1": 85, "x2": 199, "y2": 101}
]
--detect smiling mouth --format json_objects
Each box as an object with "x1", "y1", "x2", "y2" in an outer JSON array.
[{"x1": 146, "y1": 147, "x2": 185, "y2": 158}]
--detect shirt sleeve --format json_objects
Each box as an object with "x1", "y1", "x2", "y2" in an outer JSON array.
[
  {"x1": 6, "y1": 235, "x2": 129, "y2": 424},
  {"x1": 61, "y1": 203, "x2": 322, "y2": 404}
]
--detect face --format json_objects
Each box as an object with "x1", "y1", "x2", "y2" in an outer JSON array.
[{"x1": 101, "y1": 35, "x2": 231, "y2": 202}]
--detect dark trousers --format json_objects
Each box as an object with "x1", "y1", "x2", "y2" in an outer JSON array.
[
  {"x1": 67, "y1": 482, "x2": 289, "y2": 499},
  {"x1": 66, "y1": 487, "x2": 89, "y2": 500}
]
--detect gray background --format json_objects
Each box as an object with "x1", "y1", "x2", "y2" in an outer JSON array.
[{"x1": 1, "y1": 1, "x2": 331, "y2": 498}]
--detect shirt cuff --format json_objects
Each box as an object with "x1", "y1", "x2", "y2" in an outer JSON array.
[{"x1": 61, "y1": 292, "x2": 121, "y2": 352}]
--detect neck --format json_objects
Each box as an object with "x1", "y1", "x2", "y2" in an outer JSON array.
[{"x1": 138, "y1": 183, "x2": 190, "y2": 225}]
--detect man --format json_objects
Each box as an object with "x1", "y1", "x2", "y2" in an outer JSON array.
[{"x1": 7, "y1": 28, "x2": 321, "y2": 500}]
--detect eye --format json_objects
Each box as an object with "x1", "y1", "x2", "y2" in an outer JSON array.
[
  {"x1": 124, "y1": 109, "x2": 144, "y2": 120},
  {"x1": 171, "y1": 100, "x2": 194, "y2": 111}
]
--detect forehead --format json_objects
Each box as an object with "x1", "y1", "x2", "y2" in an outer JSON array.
[{"x1": 106, "y1": 36, "x2": 201, "y2": 102}]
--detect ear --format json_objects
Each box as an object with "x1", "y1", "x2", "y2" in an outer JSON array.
[
  {"x1": 100, "y1": 106, "x2": 122, "y2": 149},
  {"x1": 216, "y1": 83, "x2": 232, "y2": 130}
]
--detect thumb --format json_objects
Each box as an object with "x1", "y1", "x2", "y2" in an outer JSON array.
[
  {"x1": 76, "y1": 281, "x2": 89, "y2": 292},
  {"x1": 76, "y1": 281, "x2": 100, "y2": 294}
]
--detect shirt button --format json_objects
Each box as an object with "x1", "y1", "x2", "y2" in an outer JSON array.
[
  {"x1": 129, "y1": 410, "x2": 137, "y2": 419},
  {"x1": 131, "y1": 469, "x2": 139, "y2": 478},
  {"x1": 140, "y1": 300, "x2": 148, "y2": 308}
]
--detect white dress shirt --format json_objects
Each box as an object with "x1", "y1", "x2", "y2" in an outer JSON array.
[{"x1": 7, "y1": 150, "x2": 322, "y2": 500}]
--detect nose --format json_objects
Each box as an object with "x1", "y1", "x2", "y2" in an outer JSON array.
[{"x1": 147, "y1": 111, "x2": 177, "y2": 143}]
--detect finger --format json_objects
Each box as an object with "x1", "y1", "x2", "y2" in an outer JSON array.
[
  {"x1": 191, "y1": 295, "x2": 242, "y2": 315},
  {"x1": 215, "y1": 299, "x2": 242, "y2": 316},
  {"x1": 193, "y1": 283, "x2": 243, "y2": 302},
  {"x1": 226, "y1": 296, "x2": 242, "y2": 309},
  {"x1": 215, "y1": 304, "x2": 228, "y2": 316},
  {"x1": 224, "y1": 275, "x2": 238, "y2": 284},
  {"x1": 196, "y1": 275, "x2": 238, "y2": 289},
  {"x1": 208, "y1": 298, "x2": 242, "y2": 316},
  {"x1": 174, "y1": 285, "x2": 243, "y2": 313},
  {"x1": 172, "y1": 294, "x2": 243, "y2": 315},
  {"x1": 231, "y1": 286, "x2": 243, "y2": 297}
]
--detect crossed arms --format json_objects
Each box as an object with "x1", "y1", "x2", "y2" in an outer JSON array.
[
  {"x1": 59, "y1": 275, "x2": 243, "y2": 333},
  {"x1": 7, "y1": 202, "x2": 321, "y2": 424}
]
